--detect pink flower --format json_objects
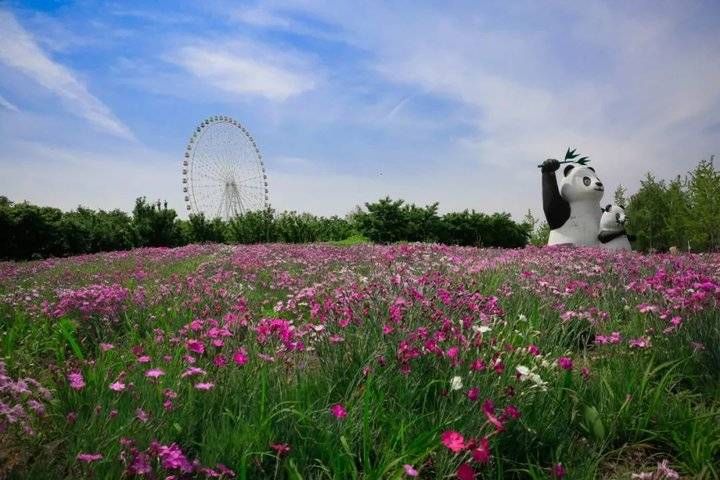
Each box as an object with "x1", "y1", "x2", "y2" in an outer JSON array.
[
  {"x1": 470, "y1": 358, "x2": 486, "y2": 372},
  {"x1": 136, "y1": 355, "x2": 151, "y2": 364},
  {"x1": 76, "y1": 452, "x2": 103, "y2": 463},
  {"x1": 270, "y1": 443, "x2": 291, "y2": 456},
  {"x1": 527, "y1": 344, "x2": 541, "y2": 356},
  {"x1": 403, "y1": 464, "x2": 419, "y2": 477},
  {"x1": 629, "y1": 337, "x2": 652, "y2": 349},
  {"x1": 99, "y1": 343, "x2": 114, "y2": 352},
  {"x1": 181, "y1": 367, "x2": 206, "y2": 378},
  {"x1": 145, "y1": 368, "x2": 165, "y2": 379},
  {"x1": 557, "y1": 357, "x2": 573, "y2": 370},
  {"x1": 330, "y1": 403, "x2": 347, "y2": 419},
  {"x1": 213, "y1": 354, "x2": 228, "y2": 367},
  {"x1": 503, "y1": 404, "x2": 521, "y2": 419},
  {"x1": 551, "y1": 463, "x2": 566, "y2": 478},
  {"x1": 467, "y1": 387, "x2": 479, "y2": 402},
  {"x1": 233, "y1": 348, "x2": 248, "y2": 366},
  {"x1": 471, "y1": 437, "x2": 491, "y2": 464},
  {"x1": 109, "y1": 381, "x2": 126, "y2": 392},
  {"x1": 457, "y1": 463, "x2": 475, "y2": 480},
  {"x1": 441, "y1": 430, "x2": 465, "y2": 453},
  {"x1": 158, "y1": 443, "x2": 192, "y2": 472},
  {"x1": 482, "y1": 400, "x2": 505, "y2": 432},
  {"x1": 128, "y1": 452, "x2": 152, "y2": 475},
  {"x1": 186, "y1": 339, "x2": 205, "y2": 355},
  {"x1": 67, "y1": 371, "x2": 85, "y2": 391},
  {"x1": 135, "y1": 408, "x2": 149, "y2": 423},
  {"x1": 195, "y1": 382, "x2": 215, "y2": 391}
]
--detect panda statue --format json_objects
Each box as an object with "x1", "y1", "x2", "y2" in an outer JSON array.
[
  {"x1": 540, "y1": 158, "x2": 605, "y2": 246},
  {"x1": 598, "y1": 204, "x2": 633, "y2": 251}
]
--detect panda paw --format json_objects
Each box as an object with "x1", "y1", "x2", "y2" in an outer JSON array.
[{"x1": 541, "y1": 158, "x2": 560, "y2": 173}]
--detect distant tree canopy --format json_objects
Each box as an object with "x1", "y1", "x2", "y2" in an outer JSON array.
[
  {"x1": 1, "y1": 155, "x2": 716, "y2": 260},
  {"x1": 626, "y1": 156, "x2": 720, "y2": 252},
  {"x1": 352, "y1": 198, "x2": 530, "y2": 247},
  {"x1": 0, "y1": 194, "x2": 530, "y2": 260}
]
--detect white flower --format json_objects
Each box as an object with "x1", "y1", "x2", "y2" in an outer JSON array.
[
  {"x1": 449, "y1": 376, "x2": 463, "y2": 391},
  {"x1": 518, "y1": 314, "x2": 528, "y2": 322},
  {"x1": 516, "y1": 365, "x2": 547, "y2": 388},
  {"x1": 472, "y1": 325, "x2": 492, "y2": 334}
]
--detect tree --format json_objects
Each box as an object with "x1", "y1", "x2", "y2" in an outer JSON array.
[
  {"x1": 687, "y1": 156, "x2": 720, "y2": 251},
  {"x1": 626, "y1": 174, "x2": 669, "y2": 251},
  {"x1": 613, "y1": 184, "x2": 628, "y2": 207},
  {"x1": 132, "y1": 198, "x2": 184, "y2": 247},
  {"x1": 354, "y1": 197, "x2": 408, "y2": 244}
]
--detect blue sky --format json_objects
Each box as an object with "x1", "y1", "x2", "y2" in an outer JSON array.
[{"x1": 1, "y1": 1, "x2": 719, "y2": 219}]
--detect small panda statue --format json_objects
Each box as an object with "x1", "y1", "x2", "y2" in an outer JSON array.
[
  {"x1": 598, "y1": 204, "x2": 633, "y2": 251},
  {"x1": 540, "y1": 158, "x2": 605, "y2": 246}
]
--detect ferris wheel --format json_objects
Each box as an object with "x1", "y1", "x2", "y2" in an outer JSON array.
[{"x1": 182, "y1": 115, "x2": 269, "y2": 220}]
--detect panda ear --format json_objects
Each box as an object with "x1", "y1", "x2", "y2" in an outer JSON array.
[
  {"x1": 588, "y1": 167, "x2": 596, "y2": 173},
  {"x1": 563, "y1": 165, "x2": 575, "y2": 177},
  {"x1": 605, "y1": 204, "x2": 612, "y2": 212}
]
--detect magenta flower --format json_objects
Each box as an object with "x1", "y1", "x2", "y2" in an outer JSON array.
[
  {"x1": 186, "y1": 339, "x2": 205, "y2": 355},
  {"x1": 557, "y1": 357, "x2": 573, "y2": 370},
  {"x1": 441, "y1": 430, "x2": 465, "y2": 453},
  {"x1": 527, "y1": 344, "x2": 541, "y2": 356},
  {"x1": 145, "y1": 368, "x2": 165, "y2": 379},
  {"x1": 128, "y1": 452, "x2": 152, "y2": 475},
  {"x1": 471, "y1": 437, "x2": 491, "y2": 464},
  {"x1": 330, "y1": 403, "x2": 347, "y2": 419},
  {"x1": 157, "y1": 443, "x2": 193, "y2": 473},
  {"x1": 233, "y1": 348, "x2": 248, "y2": 366},
  {"x1": 67, "y1": 371, "x2": 85, "y2": 391},
  {"x1": 457, "y1": 462, "x2": 475, "y2": 480},
  {"x1": 136, "y1": 355, "x2": 151, "y2": 364},
  {"x1": 270, "y1": 443, "x2": 291, "y2": 456},
  {"x1": 467, "y1": 387, "x2": 479, "y2": 402},
  {"x1": 551, "y1": 463, "x2": 566, "y2": 478},
  {"x1": 213, "y1": 354, "x2": 228, "y2": 367},
  {"x1": 76, "y1": 452, "x2": 103, "y2": 463},
  {"x1": 482, "y1": 400, "x2": 505, "y2": 432},
  {"x1": 503, "y1": 404, "x2": 521, "y2": 419},
  {"x1": 195, "y1": 382, "x2": 215, "y2": 391}
]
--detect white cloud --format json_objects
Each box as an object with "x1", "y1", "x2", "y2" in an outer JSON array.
[
  {"x1": 0, "y1": 9, "x2": 133, "y2": 139},
  {"x1": 170, "y1": 42, "x2": 316, "y2": 101},
  {"x1": 0, "y1": 140, "x2": 180, "y2": 212},
  {"x1": 231, "y1": 6, "x2": 293, "y2": 29},
  {"x1": 0, "y1": 92, "x2": 19, "y2": 112}
]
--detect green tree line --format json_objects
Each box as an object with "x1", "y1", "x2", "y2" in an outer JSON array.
[
  {"x1": 625, "y1": 156, "x2": 720, "y2": 252},
  {"x1": 0, "y1": 196, "x2": 531, "y2": 260}
]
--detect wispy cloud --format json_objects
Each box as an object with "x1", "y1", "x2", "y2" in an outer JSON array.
[
  {"x1": 0, "y1": 9, "x2": 133, "y2": 139},
  {"x1": 0, "y1": 92, "x2": 19, "y2": 112},
  {"x1": 170, "y1": 41, "x2": 317, "y2": 101}
]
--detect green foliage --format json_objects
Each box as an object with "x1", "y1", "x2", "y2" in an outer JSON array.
[
  {"x1": 627, "y1": 156, "x2": 720, "y2": 252},
  {"x1": 354, "y1": 197, "x2": 529, "y2": 247},
  {"x1": 132, "y1": 198, "x2": 185, "y2": 248}
]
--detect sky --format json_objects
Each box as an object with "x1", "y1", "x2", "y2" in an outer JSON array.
[{"x1": 1, "y1": 1, "x2": 719, "y2": 220}]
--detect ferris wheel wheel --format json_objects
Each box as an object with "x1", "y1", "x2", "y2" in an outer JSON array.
[{"x1": 182, "y1": 115, "x2": 269, "y2": 220}]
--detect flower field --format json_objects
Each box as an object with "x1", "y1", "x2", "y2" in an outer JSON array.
[{"x1": 1, "y1": 244, "x2": 719, "y2": 479}]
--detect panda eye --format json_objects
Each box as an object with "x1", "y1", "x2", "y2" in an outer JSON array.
[{"x1": 583, "y1": 176, "x2": 591, "y2": 186}]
